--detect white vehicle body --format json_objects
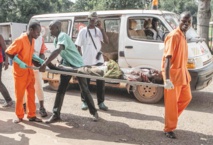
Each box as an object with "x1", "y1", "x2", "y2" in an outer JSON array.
[
  {"x1": 30, "y1": 10, "x2": 213, "y2": 103},
  {"x1": 0, "y1": 22, "x2": 27, "y2": 45}
]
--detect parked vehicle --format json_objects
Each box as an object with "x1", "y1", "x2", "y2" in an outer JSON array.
[
  {"x1": 0, "y1": 22, "x2": 27, "y2": 46},
  {"x1": 209, "y1": 21, "x2": 213, "y2": 50},
  {"x1": 30, "y1": 10, "x2": 213, "y2": 103},
  {"x1": 0, "y1": 22, "x2": 27, "y2": 65}
]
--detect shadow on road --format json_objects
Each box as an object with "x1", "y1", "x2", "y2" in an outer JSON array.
[
  {"x1": 21, "y1": 112, "x2": 213, "y2": 145},
  {"x1": 0, "y1": 120, "x2": 35, "y2": 145},
  {"x1": 102, "y1": 109, "x2": 164, "y2": 123}
]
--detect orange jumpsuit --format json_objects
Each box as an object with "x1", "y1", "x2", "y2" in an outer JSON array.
[
  {"x1": 161, "y1": 27, "x2": 192, "y2": 132},
  {"x1": 6, "y1": 33, "x2": 36, "y2": 119}
]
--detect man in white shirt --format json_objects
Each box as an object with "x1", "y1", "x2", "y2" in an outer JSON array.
[{"x1": 75, "y1": 11, "x2": 109, "y2": 111}]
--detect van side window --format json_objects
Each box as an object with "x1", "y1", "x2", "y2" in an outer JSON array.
[
  {"x1": 128, "y1": 17, "x2": 169, "y2": 41},
  {"x1": 102, "y1": 19, "x2": 120, "y2": 62},
  {"x1": 128, "y1": 19, "x2": 147, "y2": 39},
  {"x1": 40, "y1": 20, "x2": 69, "y2": 43},
  {"x1": 72, "y1": 21, "x2": 88, "y2": 41}
]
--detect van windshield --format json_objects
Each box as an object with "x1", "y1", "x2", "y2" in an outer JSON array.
[
  {"x1": 30, "y1": 19, "x2": 70, "y2": 43},
  {"x1": 163, "y1": 14, "x2": 199, "y2": 41}
]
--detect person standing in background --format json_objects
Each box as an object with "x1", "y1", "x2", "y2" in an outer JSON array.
[
  {"x1": 161, "y1": 11, "x2": 192, "y2": 139},
  {"x1": 75, "y1": 12, "x2": 109, "y2": 111},
  {"x1": 0, "y1": 34, "x2": 13, "y2": 107},
  {"x1": 151, "y1": 0, "x2": 158, "y2": 10}
]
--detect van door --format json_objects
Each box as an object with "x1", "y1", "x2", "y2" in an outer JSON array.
[{"x1": 119, "y1": 15, "x2": 169, "y2": 70}]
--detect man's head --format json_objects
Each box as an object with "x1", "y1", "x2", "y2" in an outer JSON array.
[
  {"x1": 147, "y1": 70, "x2": 163, "y2": 84},
  {"x1": 28, "y1": 21, "x2": 41, "y2": 39},
  {"x1": 152, "y1": 18, "x2": 159, "y2": 30},
  {"x1": 49, "y1": 20, "x2": 61, "y2": 37},
  {"x1": 88, "y1": 11, "x2": 98, "y2": 27},
  {"x1": 179, "y1": 11, "x2": 192, "y2": 33}
]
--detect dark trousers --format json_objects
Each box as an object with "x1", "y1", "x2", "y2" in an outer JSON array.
[
  {"x1": 81, "y1": 63, "x2": 105, "y2": 105},
  {"x1": 0, "y1": 63, "x2": 12, "y2": 102},
  {"x1": 81, "y1": 79, "x2": 105, "y2": 105},
  {"x1": 52, "y1": 74, "x2": 97, "y2": 116}
]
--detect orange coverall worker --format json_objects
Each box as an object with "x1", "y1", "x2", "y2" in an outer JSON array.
[
  {"x1": 152, "y1": 0, "x2": 158, "y2": 9},
  {"x1": 152, "y1": 0, "x2": 158, "y2": 6},
  {"x1": 6, "y1": 33, "x2": 36, "y2": 119},
  {"x1": 161, "y1": 27, "x2": 192, "y2": 132}
]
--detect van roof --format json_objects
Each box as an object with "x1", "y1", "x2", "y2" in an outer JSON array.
[
  {"x1": 0, "y1": 22, "x2": 27, "y2": 26},
  {"x1": 32, "y1": 9, "x2": 175, "y2": 19}
]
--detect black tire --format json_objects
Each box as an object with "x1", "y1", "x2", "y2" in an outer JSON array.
[
  {"x1": 48, "y1": 80, "x2": 59, "y2": 91},
  {"x1": 133, "y1": 85, "x2": 164, "y2": 104}
]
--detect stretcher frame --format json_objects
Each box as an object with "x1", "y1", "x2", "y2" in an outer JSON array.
[{"x1": 30, "y1": 66, "x2": 164, "y2": 88}]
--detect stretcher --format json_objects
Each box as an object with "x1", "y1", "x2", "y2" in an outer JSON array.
[{"x1": 28, "y1": 66, "x2": 164, "y2": 88}]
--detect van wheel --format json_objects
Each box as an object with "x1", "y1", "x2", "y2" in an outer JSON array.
[
  {"x1": 133, "y1": 85, "x2": 164, "y2": 103},
  {"x1": 48, "y1": 80, "x2": 59, "y2": 91}
]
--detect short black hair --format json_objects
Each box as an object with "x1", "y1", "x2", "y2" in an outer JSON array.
[
  {"x1": 49, "y1": 20, "x2": 61, "y2": 29},
  {"x1": 180, "y1": 11, "x2": 192, "y2": 19},
  {"x1": 28, "y1": 21, "x2": 40, "y2": 30},
  {"x1": 152, "y1": 18, "x2": 158, "y2": 23}
]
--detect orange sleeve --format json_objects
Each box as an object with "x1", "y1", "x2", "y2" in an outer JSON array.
[
  {"x1": 6, "y1": 38, "x2": 23, "y2": 56},
  {"x1": 164, "y1": 34, "x2": 178, "y2": 58},
  {"x1": 40, "y1": 38, "x2": 47, "y2": 54}
]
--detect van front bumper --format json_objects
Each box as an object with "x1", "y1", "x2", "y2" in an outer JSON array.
[{"x1": 189, "y1": 62, "x2": 213, "y2": 90}]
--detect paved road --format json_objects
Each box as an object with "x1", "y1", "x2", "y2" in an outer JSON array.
[{"x1": 0, "y1": 67, "x2": 213, "y2": 145}]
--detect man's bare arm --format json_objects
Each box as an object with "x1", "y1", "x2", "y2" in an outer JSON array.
[
  {"x1": 165, "y1": 56, "x2": 171, "y2": 79},
  {"x1": 96, "y1": 23, "x2": 109, "y2": 44},
  {"x1": 76, "y1": 45, "x2": 82, "y2": 56},
  {"x1": 43, "y1": 44, "x2": 64, "y2": 65},
  {"x1": 0, "y1": 35, "x2": 9, "y2": 69},
  {"x1": 39, "y1": 44, "x2": 64, "y2": 72}
]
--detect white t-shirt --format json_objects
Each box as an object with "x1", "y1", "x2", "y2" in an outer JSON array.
[
  {"x1": 75, "y1": 27, "x2": 104, "y2": 66},
  {"x1": 34, "y1": 35, "x2": 43, "y2": 56}
]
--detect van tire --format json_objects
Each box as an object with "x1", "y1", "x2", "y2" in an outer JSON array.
[
  {"x1": 48, "y1": 80, "x2": 59, "y2": 91},
  {"x1": 133, "y1": 85, "x2": 164, "y2": 104}
]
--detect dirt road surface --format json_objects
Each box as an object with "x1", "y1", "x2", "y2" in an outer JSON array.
[{"x1": 0, "y1": 67, "x2": 212, "y2": 145}]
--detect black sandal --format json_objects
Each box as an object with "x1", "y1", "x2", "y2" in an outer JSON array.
[
  {"x1": 28, "y1": 117, "x2": 42, "y2": 122},
  {"x1": 164, "y1": 131, "x2": 176, "y2": 139}
]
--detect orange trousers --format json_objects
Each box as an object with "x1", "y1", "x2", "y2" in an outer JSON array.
[
  {"x1": 14, "y1": 72, "x2": 36, "y2": 119},
  {"x1": 164, "y1": 83, "x2": 192, "y2": 132}
]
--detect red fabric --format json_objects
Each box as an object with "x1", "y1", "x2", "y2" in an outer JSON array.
[{"x1": 0, "y1": 46, "x2": 3, "y2": 63}]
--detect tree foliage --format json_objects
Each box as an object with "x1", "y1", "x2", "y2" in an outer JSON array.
[
  {"x1": 72, "y1": 0, "x2": 151, "y2": 12},
  {"x1": 0, "y1": 0, "x2": 211, "y2": 27},
  {"x1": 0, "y1": 0, "x2": 74, "y2": 23}
]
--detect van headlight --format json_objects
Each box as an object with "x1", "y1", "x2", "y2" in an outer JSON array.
[{"x1": 187, "y1": 59, "x2": 195, "y2": 69}]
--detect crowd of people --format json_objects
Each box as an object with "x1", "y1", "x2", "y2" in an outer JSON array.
[{"x1": 0, "y1": 11, "x2": 192, "y2": 139}]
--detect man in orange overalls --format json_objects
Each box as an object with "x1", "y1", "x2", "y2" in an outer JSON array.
[
  {"x1": 161, "y1": 11, "x2": 192, "y2": 139},
  {"x1": 151, "y1": 0, "x2": 158, "y2": 10},
  {"x1": 6, "y1": 21, "x2": 43, "y2": 123}
]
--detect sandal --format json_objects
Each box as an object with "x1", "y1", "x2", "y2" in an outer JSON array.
[
  {"x1": 28, "y1": 117, "x2": 42, "y2": 122},
  {"x1": 39, "y1": 107, "x2": 48, "y2": 117},
  {"x1": 164, "y1": 131, "x2": 176, "y2": 139}
]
